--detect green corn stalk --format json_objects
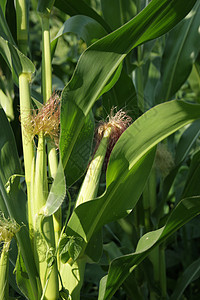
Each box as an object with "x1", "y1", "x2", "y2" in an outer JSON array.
[
  {"x1": 19, "y1": 73, "x2": 35, "y2": 232},
  {"x1": 16, "y1": 0, "x2": 28, "y2": 55},
  {"x1": 61, "y1": 126, "x2": 112, "y2": 299},
  {"x1": 0, "y1": 241, "x2": 10, "y2": 299},
  {"x1": 40, "y1": 8, "x2": 61, "y2": 250}
]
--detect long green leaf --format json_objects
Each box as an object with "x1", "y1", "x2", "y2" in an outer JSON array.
[
  {"x1": 51, "y1": 15, "x2": 107, "y2": 57},
  {"x1": 42, "y1": 160, "x2": 66, "y2": 216},
  {"x1": 181, "y1": 150, "x2": 200, "y2": 198},
  {"x1": 0, "y1": 176, "x2": 40, "y2": 299},
  {"x1": 101, "y1": 0, "x2": 138, "y2": 30},
  {"x1": 0, "y1": 108, "x2": 40, "y2": 298},
  {"x1": 60, "y1": 0, "x2": 197, "y2": 170},
  {"x1": 0, "y1": 0, "x2": 7, "y2": 14},
  {"x1": 0, "y1": 108, "x2": 21, "y2": 215},
  {"x1": 102, "y1": 67, "x2": 138, "y2": 120},
  {"x1": 54, "y1": 0, "x2": 111, "y2": 33},
  {"x1": 64, "y1": 111, "x2": 94, "y2": 187},
  {"x1": 175, "y1": 119, "x2": 200, "y2": 164},
  {"x1": 15, "y1": 252, "x2": 36, "y2": 300},
  {"x1": 0, "y1": 36, "x2": 35, "y2": 76},
  {"x1": 155, "y1": 1, "x2": 200, "y2": 102},
  {"x1": 66, "y1": 100, "x2": 200, "y2": 255},
  {"x1": 0, "y1": 5, "x2": 15, "y2": 44},
  {"x1": 98, "y1": 196, "x2": 200, "y2": 300},
  {"x1": 0, "y1": 7, "x2": 35, "y2": 77}
]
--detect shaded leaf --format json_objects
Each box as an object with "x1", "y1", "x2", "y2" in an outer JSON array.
[
  {"x1": 155, "y1": 1, "x2": 200, "y2": 102},
  {"x1": 101, "y1": 0, "x2": 138, "y2": 30},
  {"x1": 0, "y1": 7, "x2": 35, "y2": 77},
  {"x1": 65, "y1": 111, "x2": 94, "y2": 187},
  {"x1": 54, "y1": 0, "x2": 111, "y2": 33},
  {"x1": 181, "y1": 150, "x2": 200, "y2": 198},
  {"x1": 171, "y1": 257, "x2": 200, "y2": 300},
  {"x1": 51, "y1": 15, "x2": 107, "y2": 57},
  {"x1": 175, "y1": 119, "x2": 200, "y2": 164},
  {"x1": 15, "y1": 252, "x2": 35, "y2": 300}
]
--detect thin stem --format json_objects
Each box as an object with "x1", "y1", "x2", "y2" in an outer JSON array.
[
  {"x1": 41, "y1": 191, "x2": 71, "y2": 299},
  {"x1": 160, "y1": 244, "x2": 167, "y2": 298},
  {"x1": 42, "y1": 16, "x2": 52, "y2": 104},
  {"x1": 16, "y1": 0, "x2": 28, "y2": 55},
  {"x1": 19, "y1": 73, "x2": 35, "y2": 230},
  {"x1": 142, "y1": 186, "x2": 151, "y2": 232},
  {"x1": 33, "y1": 132, "x2": 59, "y2": 299},
  {"x1": 41, "y1": 14, "x2": 60, "y2": 251},
  {"x1": 58, "y1": 128, "x2": 111, "y2": 299},
  {"x1": 0, "y1": 242, "x2": 10, "y2": 300}
]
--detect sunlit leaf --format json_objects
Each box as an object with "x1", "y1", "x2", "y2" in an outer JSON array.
[{"x1": 66, "y1": 100, "x2": 200, "y2": 259}]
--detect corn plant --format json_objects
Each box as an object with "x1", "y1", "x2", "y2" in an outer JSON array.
[{"x1": 0, "y1": 0, "x2": 200, "y2": 299}]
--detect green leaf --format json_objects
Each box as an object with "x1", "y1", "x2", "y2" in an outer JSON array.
[
  {"x1": 59, "y1": 234, "x2": 83, "y2": 263},
  {"x1": 175, "y1": 119, "x2": 200, "y2": 164},
  {"x1": 101, "y1": 0, "x2": 138, "y2": 30},
  {"x1": 0, "y1": 0, "x2": 7, "y2": 14},
  {"x1": 0, "y1": 109, "x2": 40, "y2": 298},
  {"x1": 60, "y1": 0, "x2": 197, "y2": 170},
  {"x1": 66, "y1": 149, "x2": 155, "y2": 250},
  {"x1": 0, "y1": 7, "x2": 35, "y2": 77},
  {"x1": 85, "y1": 230, "x2": 103, "y2": 263},
  {"x1": 0, "y1": 109, "x2": 21, "y2": 185},
  {"x1": 66, "y1": 100, "x2": 200, "y2": 259},
  {"x1": 171, "y1": 257, "x2": 200, "y2": 300},
  {"x1": 15, "y1": 252, "x2": 36, "y2": 300},
  {"x1": 98, "y1": 63, "x2": 123, "y2": 100},
  {"x1": 0, "y1": 176, "x2": 40, "y2": 299},
  {"x1": 181, "y1": 150, "x2": 200, "y2": 198},
  {"x1": 65, "y1": 111, "x2": 94, "y2": 186},
  {"x1": 54, "y1": 0, "x2": 111, "y2": 33},
  {"x1": 102, "y1": 66, "x2": 139, "y2": 121},
  {"x1": 0, "y1": 5, "x2": 15, "y2": 44},
  {"x1": 42, "y1": 160, "x2": 66, "y2": 216},
  {"x1": 0, "y1": 108, "x2": 21, "y2": 215},
  {"x1": 188, "y1": 62, "x2": 200, "y2": 103},
  {"x1": 0, "y1": 89, "x2": 14, "y2": 120},
  {"x1": 98, "y1": 196, "x2": 200, "y2": 300},
  {"x1": 51, "y1": 15, "x2": 107, "y2": 57},
  {"x1": 0, "y1": 36, "x2": 35, "y2": 77},
  {"x1": 155, "y1": 1, "x2": 200, "y2": 102}
]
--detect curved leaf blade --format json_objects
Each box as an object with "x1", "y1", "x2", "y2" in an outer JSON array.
[
  {"x1": 171, "y1": 257, "x2": 200, "y2": 300},
  {"x1": 99, "y1": 196, "x2": 200, "y2": 300},
  {"x1": 60, "y1": 0, "x2": 197, "y2": 169},
  {"x1": 51, "y1": 15, "x2": 107, "y2": 57},
  {"x1": 54, "y1": 0, "x2": 111, "y2": 33},
  {"x1": 0, "y1": 7, "x2": 35, "y2": 77},
  {"x1": 175, "y1": 119, "x2": 200, "y2": 164},
  {"x1": 42, "y1": 161, "x2": 66, "y2": 216},
  {"x1": 155, "y1": 1, "x2": 200, "y2": 102},
  {"x1": 66, "y1": 100, "x2": 200, "y2": 254}
]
